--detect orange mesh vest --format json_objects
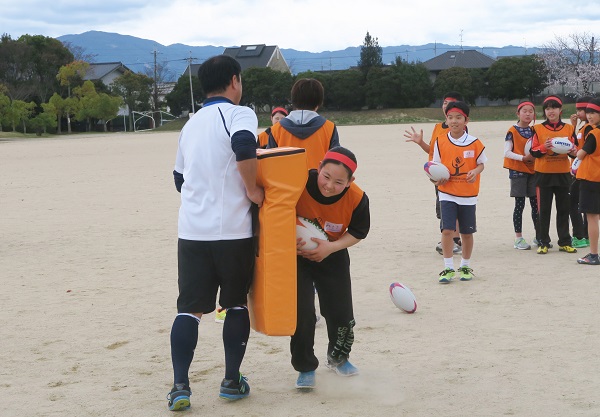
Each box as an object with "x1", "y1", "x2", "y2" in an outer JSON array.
[
  {"x1": 270, "y1": 120, "x2": 335, "y2": 169},
  {"x1": 437, "y1": 135, "x2": 485, "y2": 198},
  {"x1": 576, "y1": 127, "x2": 600, "y2": 182},
  {"x1": 257, "y1": 128, "x2": 271, "y2": 148},
  {"x1": 429, "y1": 122, "x2": 449, "y2": 160},
  {"x1": 296, "y1": 182, "x2": 364, "y2": 242},
  {"x1": 503, "y1": 126, "x2": 534, "y2": 174},
  {"x1": 532, "y1": 123, "x2": 575, "y2": 174}
]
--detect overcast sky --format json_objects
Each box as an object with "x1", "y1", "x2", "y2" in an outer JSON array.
[{"x1": 2, "y1": 1, "x2": 598, "y2": 52}]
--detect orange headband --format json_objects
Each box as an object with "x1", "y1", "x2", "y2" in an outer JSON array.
[
  {"x1": 323, "y1": 151, "x2": 357, "y2": 173},
  {"x1": 446, "y1": 107, "x2": 468, "y2": 118},
  {"x1": 543, "y1": 96, "x2": 563, "y2": 106},
  {"x1": 518, "y1": 101, "x2": 535, "y2": 111},
  {"x1": 587, "y1": 103, "x2": 600, "y2": 112}
]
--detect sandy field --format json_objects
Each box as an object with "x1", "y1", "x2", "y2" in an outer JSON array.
[{"x1": 1, "y1": 120, "x2": 599, "y2": 417}]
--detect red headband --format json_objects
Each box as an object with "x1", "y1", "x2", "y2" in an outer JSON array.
[
  {"x1": 518, "y1": 101, "x2": 535, "y2": 111},
  {"x1": 446, "y1": 107, "x2": 468, "y2": 118},
  {"x1": 543, "y1": 96, "x2": 563, "y2": 106},
  {"x1": 587, "y1": 103, "x2": 600, "y2": 112},
  {"x1": 271, "y1": 107, "x2": 288, "y2": 116},
  {"x1": 577, "y1": 102, "x2": 590, "y2": 110},
  {"x1": 444, "y1": 97, "x2": 458, "y2": 103},
  {"x1": 323, "y1": 151, "x2": 357, "y2": 173}
]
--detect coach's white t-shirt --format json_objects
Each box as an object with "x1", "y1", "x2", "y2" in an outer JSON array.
[{"x1": 174, "y1": 98, "x2": 258, "y2": 241}]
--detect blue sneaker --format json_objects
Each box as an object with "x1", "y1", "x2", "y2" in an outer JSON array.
[
  {"x1": 327, "y1": 358, "x2": 359, "y2": 376},
  {"x1": 167, "y1": 383, "x2": 191, "y2": 411},
  {"x1": 295, "y1": 371, "x2": 316, "y2": 389},
  {"x1": 219, "y1": 373, "x2": 250, "y2": 400}
]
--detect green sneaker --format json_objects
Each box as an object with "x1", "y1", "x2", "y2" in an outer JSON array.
[
  {"x1": 514, "y1": 237, "x2": 531, "y2": 250},
  {"x1": 457, "y1": 266, "x2": 474, "y2": 281},
  {"x1": 438, "y1": 268, "x2": 455, "y2": 284},
  {"x1": 572, "y1": 237, "x2": 590, "y2": 248}
]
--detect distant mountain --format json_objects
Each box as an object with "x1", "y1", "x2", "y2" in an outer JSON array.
[{"x1": 57, "y1": 31, "x2": 538, "y2": 80}]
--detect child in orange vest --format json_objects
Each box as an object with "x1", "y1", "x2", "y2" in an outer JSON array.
[
  {"x1": 267, "y1": 78, "x2": 339, "y2": 169},
  {"x1": 503, "y1": 101, "x2": 538, "y2": 250},
  {"x1": 432, "y1": 101, "x2": 487, "y2": 283},
  {"x1": 530, "y1": 95, "x2": 578, "y2": 255},
  {"x1": 573, "y1": 98, "x2": 600, "y2": 265},
  {"x1": 569, "y1": 96, "x2": 593, "y2": 248},
  {"x1": 292, "y1": 146, "x2": 370, "y2": 389},
  {"x1": 404, "y1": 91, "x2": 464, "y2": 255},
  {"x1": 257, "y1": 106, "x2": 288, "y2": 148}
]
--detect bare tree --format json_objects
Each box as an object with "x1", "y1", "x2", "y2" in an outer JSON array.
[{"x1": 538, "y1": 32, "x2": 600, "y2": 96}]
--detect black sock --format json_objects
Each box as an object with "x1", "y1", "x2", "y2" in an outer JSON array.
[
  {"x1": 170, "y1": 314, "x2": 199, "y2": 386},
  {"x1": 222, "y1": 307, "x2": 250, "y2": 381}
]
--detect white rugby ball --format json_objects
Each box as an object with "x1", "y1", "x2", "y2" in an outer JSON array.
[
  {"x1": 389, "y1": 282, "x2": 417, "y2": 314},
  {"x1": 424, "y1": 161, "x2": 450, "y2": 181},
  {"x1": 571, "y1": 157, "x2": 581, "y2": 176},
  {"x1": 550, "y1": 137, "x2": 573, "y2": 154},
  {"x1": 296, "y1": 217, "x2": 328, "y2": 250},
  {"x1": 524, "y1": 139, "x2": 532, "y2": 155}
]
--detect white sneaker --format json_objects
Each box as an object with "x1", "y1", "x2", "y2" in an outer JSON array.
[{"x1": 514, "y1": 237, "x2": 531, "y2": 250}]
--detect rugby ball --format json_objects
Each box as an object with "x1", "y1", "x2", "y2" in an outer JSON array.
[
  {"x1": 389, "y1": 282, "x2": 417, "y2": 314},
  {"x1": 424, "y1": 161, "x2": 450, "y2": 181},
  {"x1": 296, "y1": 217, "x2": 328, "y2": 250},
  {"x1": 550, "y1": 137, "x2": 573, "y2": 154},
  {"x1": 524, "y1": 139, "x2": 532, "y2": 155},
  {"x1": 571, "y1": 157, "x2": 581, "y2": 176}
]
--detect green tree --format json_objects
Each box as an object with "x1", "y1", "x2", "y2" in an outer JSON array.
[
  {"x1": 486, "y1": 56, "x2": 549, "y2": 101},
  {"x1": 111, "y1": 71, "x2": 153, "y2": 131},
  {"x1": 393, "y1": 59, "x2": 434, "y2": 108},
  {"x1": 2, "y1": 99, "x2": 36, "y2": 133},
  {"x1": 365, "y1": 66, "x2": 401, "y2": 109},
  {"x1": 93, "y1": 93, "x2": 123, "y2": 132},
  {"x1": 165, "y1": 74, "x2": 203, "y2": 116},
  {"x1": 57, "y1": 60, "x2": 90, "y2": 97},
  {"x1": 433, "y1": 67, "x2": 477, "y2": 104},
  {"x1": 358, "y1": 32, "x2": 383, "y2": 75},
  {"x1": 17, "y1": 34, "x2": 73, "y2": 103},
  {"x1": 29, "y1": 103, "x2": 57, "y2": 135},
  {"x1": 48, "y1": 93, "x2": 80, "y2": 134},
  {"x1": 328, "y1": 69, "x2": 365, "y2": 110},
  {"x1": 241, "y1": 67, "x2": 293, "y2": 110},
  {"x1": 73, "y1": 80, "x2": 98, "y2": 131},
  {"x1": 0, "y1": 34, "x2": 35, "y2": 101}
]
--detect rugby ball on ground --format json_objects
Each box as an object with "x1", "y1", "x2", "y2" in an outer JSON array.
[
  {"x1": 524, "y1": 139, "x2": 532, "y2": 155},
  {"x1": 550, "y1": 137, "x2": 573, "y2": 154},
  {"x1": 424, "y1": 161, "x2": 450, "y2": 181},
  {"x1": 296, "y1": 217, "x2": 328, "y2": 250},
  {"x1": 389, "y1": 282, "x2": 417, "y2": 314}
]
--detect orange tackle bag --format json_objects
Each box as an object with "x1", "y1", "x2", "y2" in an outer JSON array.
[{"x1": 248, "y1": 147, "x2": 308, "y2": 335}]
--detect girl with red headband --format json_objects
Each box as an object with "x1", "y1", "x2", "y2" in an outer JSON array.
[
  {"x1": 530, "y1": 95, "x2": 578, "y2": 255},
  {"x1": 568, "y1": 96, "x2": 594, "y2": 249},
  {"x1": 503, "y1": 100, "x2": 539, "y2": 250},
  {"x1": 573, "y1": 97, "x2": 600, "y2": 265},
  {"x1": 291, "y1": 146, "x2": 370, "y2": 389},
  {"x1": 257, "y1": 106, "x2": 288, "y2": 148}
]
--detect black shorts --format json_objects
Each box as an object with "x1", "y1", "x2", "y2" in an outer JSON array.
[
  {"x1": 177, "y1": 238, "x2": 255, "y2": 314},
  {"x1": 579, "y1": 180, "x2": 600, "y2": 214},
  {"x1": 440, "y1": 201, "x2": 477, "y2": 234},
  {"x1": 510, "y1": 175, "x2": 536, "y2": 198}
]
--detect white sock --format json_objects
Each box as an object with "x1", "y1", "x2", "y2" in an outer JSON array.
[
  {"x1": 460, "y1": 258, "x2": 470, "y2": 268},
  {"x1": 444, "y1": 258, "x2": 454, "y2": 269}
]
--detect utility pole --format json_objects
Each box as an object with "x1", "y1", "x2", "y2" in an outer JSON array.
[
  {"x1": 187, "y1": 52, "x2": 195, "y2": 114},
  {"x1": 152, "y1": 49, "x2": 160, "y2": 128}
]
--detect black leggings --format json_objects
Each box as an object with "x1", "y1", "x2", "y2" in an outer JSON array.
[{"x1": 513, "y1": 196, "x2": 539, "y2": 234}]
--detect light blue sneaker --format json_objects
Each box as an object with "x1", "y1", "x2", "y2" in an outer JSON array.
[
  {"x1": 167, "y1": 383, "x2": 191, "y2": 411},
  {"x1": 295, "y1": 371, "x2": 316, "y2": 389},
  {"x1": 327, "y1": 359, "x2": 359, "y2": 376},
  {"x1": 219, "y1": 373, "x2": 250, "y2": 400}
]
